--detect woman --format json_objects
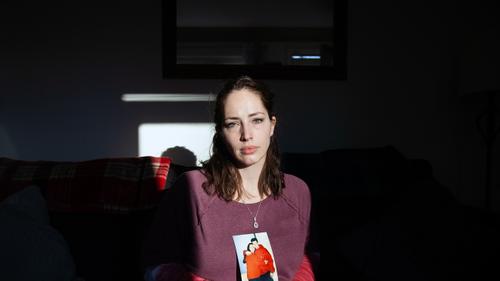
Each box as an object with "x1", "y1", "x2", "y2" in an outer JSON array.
[{"x1": 142, "y1": 76, "x2": 314, "y2": 281}]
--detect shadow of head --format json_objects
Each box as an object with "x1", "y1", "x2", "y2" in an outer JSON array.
[{"x1": 162, "y1": 146, "x2": 198, "y2": 167}]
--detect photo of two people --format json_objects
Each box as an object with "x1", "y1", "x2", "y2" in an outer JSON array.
[{"x1": 233, "y1": 232, "x2": 278, "y2": 281}]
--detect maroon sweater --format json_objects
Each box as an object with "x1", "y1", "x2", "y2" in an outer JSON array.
[{"x1": 143, "y1": 170, "x2": 311, "y2": 281}]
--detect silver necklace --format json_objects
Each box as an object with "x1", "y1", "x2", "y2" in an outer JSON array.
[{"x1": 243, "y1": 200, "x2": 263, "y2": 229}]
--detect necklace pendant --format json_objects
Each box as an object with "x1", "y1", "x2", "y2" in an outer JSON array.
[{"x1": 253, "y1": 218, "x2": 259, "y2": 228}]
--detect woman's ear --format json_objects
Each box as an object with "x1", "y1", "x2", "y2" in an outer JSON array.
[{"x1": 270, "y1": 116, "x2": 277, "y2": 136}]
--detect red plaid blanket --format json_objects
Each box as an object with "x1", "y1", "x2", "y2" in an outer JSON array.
[{"x1": 0, "y1": 156, "x2": 171, "y2": 213}]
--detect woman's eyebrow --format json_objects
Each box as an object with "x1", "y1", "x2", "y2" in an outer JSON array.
[
  {"x1": 224, "y1": 112, "x2": 265, "y2": 120},
  {"x1": 249, "y1": 112, "x2": 265, "y2": 117}
]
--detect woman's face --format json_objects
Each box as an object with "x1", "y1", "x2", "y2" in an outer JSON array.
[{"x1": 222, "y1": 88, "x2": 276, "y2": 169}]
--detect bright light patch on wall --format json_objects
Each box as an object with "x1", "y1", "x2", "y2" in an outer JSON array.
[
  {"x1": 139, "y1": 123, "x2": 214, "y2": 166},
  {"x1": 122, "y1": 93, "x2": 216, "y2": 102},
  {"x1": 291, "y1": 55, "x2": 321, "y2": 60}
]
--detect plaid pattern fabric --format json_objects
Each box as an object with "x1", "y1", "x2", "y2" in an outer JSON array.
[{"x1": 0, "y1": 157, "x2": 171, "y2": 213}]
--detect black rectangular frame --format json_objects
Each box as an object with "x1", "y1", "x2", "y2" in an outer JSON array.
[{"x1": 162, "y1": 0, "x2": 347, "y2": 80}]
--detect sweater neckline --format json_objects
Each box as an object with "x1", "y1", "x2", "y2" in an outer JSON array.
[{"x1": 232, "y1": 195, "x2": 271, "y2": 206}]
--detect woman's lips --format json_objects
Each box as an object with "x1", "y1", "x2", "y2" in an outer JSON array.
[{"x1": 241, "y1": 146, "x2": 258, "y2": 155}]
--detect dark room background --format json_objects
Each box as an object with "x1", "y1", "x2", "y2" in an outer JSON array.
[{"x1": 1, "y1": 0, "x2": 500, "y2": 211}]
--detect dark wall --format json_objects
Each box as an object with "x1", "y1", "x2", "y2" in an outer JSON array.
[{"x1": 1, "y1": 0, "x2": 500, "y2": 210}]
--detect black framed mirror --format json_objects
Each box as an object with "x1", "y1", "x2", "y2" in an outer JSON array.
[{"x1": 162, "y1": 0, "x2": 347, "y2": 80}]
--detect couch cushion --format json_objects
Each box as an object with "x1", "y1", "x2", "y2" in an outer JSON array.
[
  {"x1": 50, "y1": 210, "x2": 155, "y2": 281},
  {"x1": 0, "y1": 185, "x2": 76, "y2": 281},
  {"x1": 319, "y1": 146, "x2": 414, "y2": 233}
]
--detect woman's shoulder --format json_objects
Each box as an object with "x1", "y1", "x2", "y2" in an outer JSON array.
[
  {"x1": 173, "y1": 169, "x2": 214, "y2": 204},
  {"x1": 172, "y1": 168, "x2": 204, "y2": 187},
  {"x1": 282, "y1": 173, "x2": 309, "y2": 194},
  {"x1": 180, "y1": 168, "x2": 205, "y2": 181},
  {"x1": 280, "y1": 173, "x2": 311, "y2": 221}
]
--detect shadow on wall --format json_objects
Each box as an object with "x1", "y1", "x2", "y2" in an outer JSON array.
[{"x1": 162, "y1": 146, "x2": 198, "y2": 167}]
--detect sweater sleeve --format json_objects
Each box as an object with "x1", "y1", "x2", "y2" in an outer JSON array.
[
  {"x1": 142, "y1": 173, "x2": 195, "y2": 268},
  {"x1": 298, "y1": 177, "x2": 312, "y2": 230},
  {"x1": 287, "y1": 175, "x2": 312, "y2": 236}
]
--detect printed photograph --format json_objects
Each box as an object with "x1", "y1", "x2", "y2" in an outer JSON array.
[{"x1": 232, "y1": 232, "x2": 278, "y2": 281}]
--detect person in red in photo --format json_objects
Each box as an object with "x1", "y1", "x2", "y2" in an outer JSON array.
[
  {"x1": 251, "y1": 238, "x2": 275, "y2": 280},
  {"x1": 243, "y1": 243, "x2": 262, "y2": 281}
]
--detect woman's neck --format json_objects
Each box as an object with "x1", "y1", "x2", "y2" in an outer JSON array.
[{"x1": 237, "y1": 162, "x2": 265, "y2": 203}]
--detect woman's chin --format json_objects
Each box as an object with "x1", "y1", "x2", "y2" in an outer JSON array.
[
  {"x1": 234, "y1": 157, "x2": 259, "y2": 168},
  {"x1": 235, "y1": 161, "x2": 255, "y2": 169}
]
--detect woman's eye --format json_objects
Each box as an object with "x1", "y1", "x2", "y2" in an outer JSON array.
[
  {"x1": 224, "y1": 122, "x2": 237, "y2": 128},
  {"x1": 253, "y1": 118, "x2": 264, "y2": 124}
]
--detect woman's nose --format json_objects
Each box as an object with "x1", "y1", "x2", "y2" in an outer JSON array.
[{"x1": 240, "y1": 124, "x2": 253, "y2": 141}]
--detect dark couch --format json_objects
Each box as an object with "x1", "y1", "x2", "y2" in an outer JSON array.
[
  {"x1": 2, "y1": 146, "x2": 499, "y2": 280},
  {"x1": 281, "y1": 145, "x2": 500, "y2": 281},
  {"x1": 0, "y1": 156, "x2": 175, "y2": 281},
  {"x1": 47, "y1": 163, "x2": 198, "y2": 281}
]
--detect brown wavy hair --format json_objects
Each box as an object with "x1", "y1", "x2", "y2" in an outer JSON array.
[{"x1": 201, "y1": 76, "x2": 284, "y2": 201}]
